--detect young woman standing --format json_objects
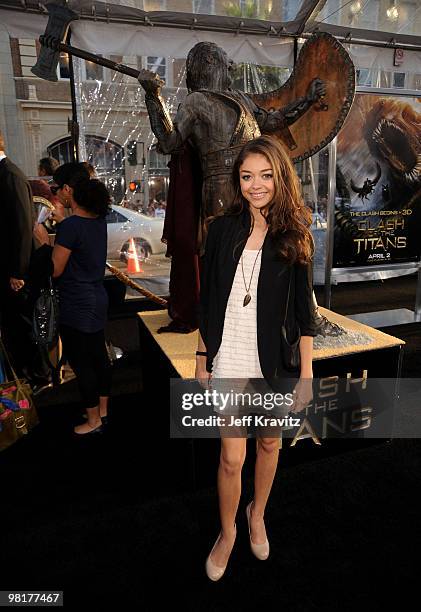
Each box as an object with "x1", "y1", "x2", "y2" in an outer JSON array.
[
  {"x1": 34, "y1": 163, "x2": 112, "y2": 435},
  {"x1": 196, "y1": 135, "x2": 316, "y2": 581}
]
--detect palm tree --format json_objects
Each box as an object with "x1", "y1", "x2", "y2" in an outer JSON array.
[{"x1": 223, "y1": 1, "x2": 271, "y2": 20}]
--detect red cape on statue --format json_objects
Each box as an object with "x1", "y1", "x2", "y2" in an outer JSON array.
[{"x1": 158, "y1": 143, "x2": 203, "y2": 333}]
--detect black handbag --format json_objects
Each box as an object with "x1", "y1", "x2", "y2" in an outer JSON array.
[
  {"x1": 280, "y1": 268, "x2": 301, "y2": 372},
  {"x1": 22, "y1": 276, "x2": 62, "y2": 381},
  {"x1": 32, "y1": 276, "x2": 60, "y2": 351}
]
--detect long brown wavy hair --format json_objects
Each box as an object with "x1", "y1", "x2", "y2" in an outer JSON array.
[{"x1": 223, "y1": 135, "x2": 314, "y2": 264}]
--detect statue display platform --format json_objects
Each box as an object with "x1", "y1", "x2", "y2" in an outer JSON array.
[
  {"x1": 137, "y1": 307, "x2": 404, "y2": 380},
  {"x1": 137, "y1": 308, "x2": 404, "y2": 491}
]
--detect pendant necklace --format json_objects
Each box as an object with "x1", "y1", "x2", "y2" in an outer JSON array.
[{"x1": 241, "y1": 244, "x2": 263, "y2": 307}]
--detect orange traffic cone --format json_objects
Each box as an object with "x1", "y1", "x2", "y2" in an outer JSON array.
[{"x1": 126, "y1": 237, "x2": 142, "y2": 274}]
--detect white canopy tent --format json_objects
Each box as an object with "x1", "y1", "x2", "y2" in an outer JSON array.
[{"x1": 0, "y1": 1, "x2": 420, "y2": 66}]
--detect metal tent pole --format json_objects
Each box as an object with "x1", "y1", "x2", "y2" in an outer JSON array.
[
  {"x1": 66, "y1": 31, "x2": 80, "y2": 163},
  {"x1": 324, "y1": 137, "x2": 337, "y2": 309}
]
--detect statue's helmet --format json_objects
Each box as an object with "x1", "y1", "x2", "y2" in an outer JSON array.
[{"x1": 186, "y1": 42, "x2": 233, "y2": 92}]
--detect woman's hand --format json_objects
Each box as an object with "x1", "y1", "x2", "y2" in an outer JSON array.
[
  {"x1": 290, "y1": 376, "x2": 313, "y2": 413},
  {"x1": 195, "y1": 355, "x2": 211, "y2": 390},
  {"x1": 50, "y1": 202, "x2": 66, "y2": 224},
  {"x1": 9, "y1": 277, "x2": 25, "y2": 292},
  {"x1": 33, "y1": 222, "x2": 50, "y2": 246}
]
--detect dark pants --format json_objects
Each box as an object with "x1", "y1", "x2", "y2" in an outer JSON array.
[
  {"x1": 0, "y1": 280, "x2": 50, "y2": 381},
  {"x1": 60, "y1": 324, "x2": 112, "y2": 410}
]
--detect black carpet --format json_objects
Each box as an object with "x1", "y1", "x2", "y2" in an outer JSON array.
[
  {"x1": 2, "y1": 431, "x2": 420, "y2": 609},
  {"x1": 2, "y1": 276, "x2": 421, "y2": 609}
]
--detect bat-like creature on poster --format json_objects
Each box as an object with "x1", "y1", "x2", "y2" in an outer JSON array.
[{"x1": 334, "y1": 93, "x2": 421, "y2": 267}]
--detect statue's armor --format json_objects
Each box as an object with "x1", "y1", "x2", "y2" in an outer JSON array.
[
  {"x1": 200, "y1": 90, "x2": 261, "y2": 180},
  {"x1": 145, "y1": 86, "x2": 267, "y2": 251},
  {"x1": 198, "y1": 90, "x2": 261, "y2": 239},
  {"x1": 144, "y1": 80, "x2": 315, "y2": 251}
]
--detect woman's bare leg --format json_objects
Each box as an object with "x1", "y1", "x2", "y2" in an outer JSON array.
[
  {"x1": 74, "y1": 405, "x2": 102, "y2": 433},
  {"x1": 209, "y1": 434, "x2": 247, "y2": 568},
  {"x1": 99, "y1": 396, "x2": 108, "y2": 418},
  {"x1": 250, "y1": 436, "x2": 280, "y2": 544}
]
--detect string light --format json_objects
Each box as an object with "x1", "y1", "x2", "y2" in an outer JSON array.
[
  {"x1": 386, "y1": 1, "x2": 399, "y2": 22},
  {"x1": 350, "y1": 1, "x2": 362, "y2": 16}
]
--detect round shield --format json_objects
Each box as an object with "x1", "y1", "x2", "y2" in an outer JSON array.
[{"x1": 251, "y1": 32, "x2": 355, "y2": 162}]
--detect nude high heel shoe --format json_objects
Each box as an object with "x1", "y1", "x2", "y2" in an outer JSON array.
[
  {"x1": 205, "y1": 524, "x2": 236, "y2": 581},
  {"x1": 246, "y1": 501, "x2": 270, "y2": 560}
]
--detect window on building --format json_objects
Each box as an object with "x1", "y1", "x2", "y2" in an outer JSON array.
[
  {"x1": 148, "y1": 147, "x2": 170, "y2": 170},
  {"x1": 393, "y1": 72, "x2": 406, "y2": 88},
  {"x1": 146, "y1": 56, "x2": 167, "y2": 83},
  {"x1": 58, "y1": 52, "x2": 70, "y2": 79},
  {"x1": 137, "y1": 56, "x2": 169, "y2": 84},
  {"x1": 148, "y1": 146, "x2": 169, "y2": 208},
  {"x1": 56, "y1": 54, "x2": 105, "y2": 81},
  {"x1": 47, "y1": 139, "x2": 73, "y2": 165},
  {"x1": 356, "y1": 68, "x2": 372, "y2": 87},
  {"x1": 85, "y1": 59, "x2": 104, "y2": 81},
  {"x1": 413, "y1": 74, "x2": 421, "y2": 90}
]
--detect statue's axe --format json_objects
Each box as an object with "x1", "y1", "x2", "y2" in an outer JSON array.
[
  {"x1": 32, "y1": 2, "x2": 163, "y2": 87},
  {"x1": 31, "y1": 3, "x2": 79, "y2": 81}
]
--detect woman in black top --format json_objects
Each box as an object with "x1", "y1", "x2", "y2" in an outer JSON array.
[
  {"x1": 34, "y1": 163, "x2": 111, "y2": 435},
  {"x1": 196, "y1": 135, "x2": 316, "y2": 581}
]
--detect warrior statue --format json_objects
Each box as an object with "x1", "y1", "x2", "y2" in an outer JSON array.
[{"x1": 139, "y1": 42, "x2": 325, "y2": 251}]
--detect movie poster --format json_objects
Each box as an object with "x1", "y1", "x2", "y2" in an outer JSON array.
[{"x1": 333, "y1": 93, "x2": 421, "y2": 268}]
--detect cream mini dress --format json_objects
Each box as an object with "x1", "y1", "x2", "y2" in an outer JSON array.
[{"x1": 212, "y1": 249, "x2": 263, "y2": 379}]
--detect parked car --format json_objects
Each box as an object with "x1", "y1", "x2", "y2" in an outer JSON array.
[{"x1": 106, "y1": 204, "x2": 165, "y2": 261}]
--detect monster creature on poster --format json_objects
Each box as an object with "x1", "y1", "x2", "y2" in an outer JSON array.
[{"x1": 334, "y1": 93, "x2": 421, "y2": 267}]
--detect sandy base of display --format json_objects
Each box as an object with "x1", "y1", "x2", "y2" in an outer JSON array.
[{"x1": 138, "y1": 307, "x2": 404, "y2": 380}]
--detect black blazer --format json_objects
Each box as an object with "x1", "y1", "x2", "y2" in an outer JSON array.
[
  {"x1": 0, "y1": 157, "x2": 34, "y2": 282},
  {"x1": 199, "y1": 208, "x2": 316, "y2": 380}
]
